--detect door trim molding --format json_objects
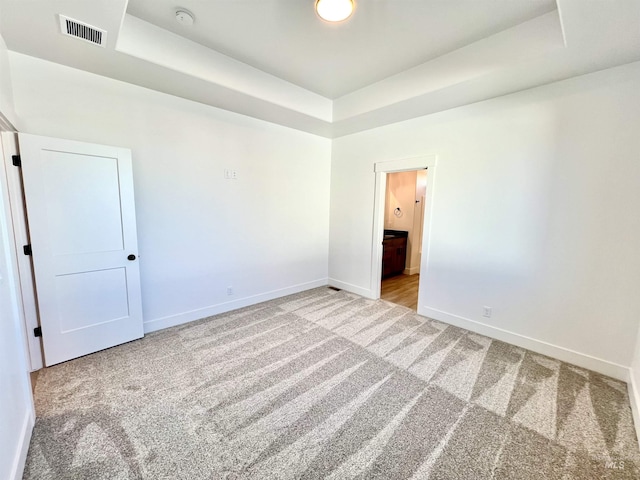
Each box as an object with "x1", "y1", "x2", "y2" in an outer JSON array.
[
  {"x1": 1, "y1": 132, "x2": 43, "y2": 371},
  {"x1": 9, "y1": 409, "x2": 34, "y2": 480},
  {"x1": 371, "y1": 155, "x2": 437, "y2": 311},
  {"x1": 0, "y1": 110, "x2": 17, "y2": 133}
]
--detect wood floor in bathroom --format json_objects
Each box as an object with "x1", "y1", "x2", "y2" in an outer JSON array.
[{"x1": 381, "y1": 274, "x2": 419, "y2": 310}]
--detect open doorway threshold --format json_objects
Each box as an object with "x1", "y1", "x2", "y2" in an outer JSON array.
[{"x1": 380, "y1": 274, "x2": 419, "y2": 310}]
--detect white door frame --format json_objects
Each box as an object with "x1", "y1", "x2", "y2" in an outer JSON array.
[
  {"x1": 370, "y1": 155, "x2": 437, "y2": 311},
  {"x1": 0, "y1": 130, "x2": 43, "y2": 371}
]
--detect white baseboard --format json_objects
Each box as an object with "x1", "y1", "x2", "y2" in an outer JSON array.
[
  {"x1": 420, "y1": 306, "x2": 629, "y2": 381},
  {"x1": 628, "y1": 370, "x2": 640, "y2": 444},
  {"x1": 144, "y1": 279, "x2": 328, "y2": 333},
  {"x1": 10, "y1": 409, "x2": 34, "y2": 480},
  {"x1": 328, "y1": 278, "x2": 374, "y2": 299},
  {"x1": 403, "y1": 266, "x2": 420, "y2": 275}
]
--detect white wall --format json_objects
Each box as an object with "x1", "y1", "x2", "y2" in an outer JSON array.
[
  {"x1": 410, "y1": 169, "x2": 427, "y2": 274},
  {"x1": 0, "y1": 24, "x2": 17, "y2": 125},
  {"x1": 329, "y1": 62, "x2": 640, "y2": 377},
  {"x1": 384, "y1": 171, "x2": 416, "y2": 232},
  {"x1": 9, "y1": 52, "x2": 331, "y2": 331},
  {"x1": 0, "y1": 32, "x2": 34, "y2": 480}
]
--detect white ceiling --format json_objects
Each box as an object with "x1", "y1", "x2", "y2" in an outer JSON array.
[
  {"x1": 0, "y1": 0, "x2": 639, "y2": 138},
  {"x1": 126, "y1": 0, "x2": 557, "y2": 99}
]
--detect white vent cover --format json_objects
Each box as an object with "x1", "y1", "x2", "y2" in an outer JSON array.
[{"x1": 59, "y1": 15, "x2": 107, "y2": 47}]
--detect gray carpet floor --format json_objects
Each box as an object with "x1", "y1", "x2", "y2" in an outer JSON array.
[{"x1": 23, "y1": 287, "x2": 640, "y2": 479}]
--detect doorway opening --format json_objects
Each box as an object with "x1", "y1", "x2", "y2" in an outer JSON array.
[
  {"x1": 370, "y1": 155, "x2": 436, "y2": 313},
  {"x1": 380, "y1": 170, "x2": 427, "y2": 310}
]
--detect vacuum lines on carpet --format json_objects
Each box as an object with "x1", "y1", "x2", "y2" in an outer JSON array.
[{"x1": 23, "y1": 288, "x2": 640, "y2": 479}]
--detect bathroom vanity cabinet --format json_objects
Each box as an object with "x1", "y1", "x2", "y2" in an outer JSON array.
[{"x1": 382, "y1": 230, "x2": 408, "y2": 278}]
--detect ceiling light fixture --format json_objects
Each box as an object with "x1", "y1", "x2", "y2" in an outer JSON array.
[{"x1": 315, "y1": 0, "x2": 354, "y2": 22}]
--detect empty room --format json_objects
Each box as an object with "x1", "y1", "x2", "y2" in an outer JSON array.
[{"x1": 2, "y1": 0, "x2": 640, "y2": 478}]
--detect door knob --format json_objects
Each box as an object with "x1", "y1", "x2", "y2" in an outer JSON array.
[{"x1": 127, "y1": 254, "x2": 136, "y2": 261}]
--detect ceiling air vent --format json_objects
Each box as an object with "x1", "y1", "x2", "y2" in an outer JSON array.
[{"x1": 59, "y1": 15, "x2": 107, "y2": 47}]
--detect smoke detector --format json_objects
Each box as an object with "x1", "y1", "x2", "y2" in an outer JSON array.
[
  {"x1": 175, "y1": 10, "x2": 194, "y2": 26},
  {"x1": 59, "y1": 15, "x2": 107, "y2": 47}
]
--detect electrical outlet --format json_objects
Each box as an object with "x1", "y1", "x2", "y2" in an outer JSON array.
[
  {"x1": 231, "y1": 170, "x2": 237, "y2": 179},
  {"x1": 482, "y1": 306, "x2": 492, "y2": 318},
  {"x1": 227, "y1": 286, "x2": 233, "y2": 296}
]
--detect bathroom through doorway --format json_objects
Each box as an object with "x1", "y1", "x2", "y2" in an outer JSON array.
[{"x1": 380, "y1": 169, "x2": 427, "y2": 310}]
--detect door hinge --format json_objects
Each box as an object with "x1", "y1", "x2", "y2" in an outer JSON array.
[
  {"x1": 12, "y1": 155, "x2": 21, "y2": 167},
  {"x1": 33, "y1": 326, "x2": 42, "y2": 337},
  {"x1": 23, "y1": 244, "x2": 32, "y2": 256}
]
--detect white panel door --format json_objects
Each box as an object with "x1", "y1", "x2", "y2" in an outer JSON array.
[{"x1": 19, "y1": 133, "x2": 143, "y2": 366}]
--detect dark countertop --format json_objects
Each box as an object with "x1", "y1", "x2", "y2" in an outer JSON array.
[{"x1": 384, "y1": 229, "x2": 408, "y2": 239}]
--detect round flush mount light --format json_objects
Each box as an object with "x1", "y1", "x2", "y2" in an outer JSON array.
[
  {"x1": 315, "y1": 0, "x2": 354, "y2": 22},
  {"x1": 175, "y1": 9, "x2": 194, "y2": 26}
]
